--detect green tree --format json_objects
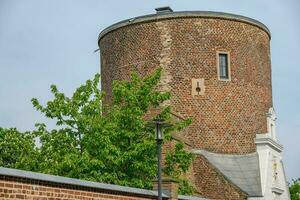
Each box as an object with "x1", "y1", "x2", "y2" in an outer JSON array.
[
  {"x1": 0, "y1": 68, "x2": 195, "y2": 194},
  {"x1": 164, "y1": 142, "x2": 195, "y2": 194},
  {"x1": 0, "y1": 128, "x2": 38, "y2": 170},
  {"x1": 290, "y1": 179, "x2": 300, "y2": 200}
]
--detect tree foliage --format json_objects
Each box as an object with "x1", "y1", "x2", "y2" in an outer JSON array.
[
  {"x1": 164, "y1": 142, "x2": 195, "y2": 194},
  {"x1": 0, "y1": 68, "x2": 195, "y2": 194},
  {"x1": 290, "y1": 179, "x2": 300, "y2": 200},
  {"x1": 0, "y1": 128, "x2": 38, "y2": 170}
]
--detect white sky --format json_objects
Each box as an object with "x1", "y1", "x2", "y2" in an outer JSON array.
[{"x1": 0, "y1": 0, "x2": 299, "y2": 181}]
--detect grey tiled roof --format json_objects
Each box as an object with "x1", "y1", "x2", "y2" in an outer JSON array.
[{"x1": 193, "y1": 150, "x2": 262, "y2": 197}]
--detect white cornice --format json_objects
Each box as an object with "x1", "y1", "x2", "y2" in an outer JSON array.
[
  {"x1": 272, "y1": 186, "x2": 284, "y2": 194},
  {"x1": 255, "y1": 134, "x2": 283, "y2": 152}
]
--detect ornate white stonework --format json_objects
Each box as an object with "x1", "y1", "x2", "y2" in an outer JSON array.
[
  {"x1": 250, "y1": 108, "x2": 290, "y2": 200},
  {"x1": 266, "y1": 107, "x2": 277, "y2": 141}
]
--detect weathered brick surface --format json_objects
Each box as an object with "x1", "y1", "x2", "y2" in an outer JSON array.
[
  {"x1": 100, "y1": 22, "x2": 162, "y2": 106},
  {"x1": 192, "y1": 155, "x2": 247, "y2": 200},
  {"x1": 99, "y1": 17, "x2": 272, "y2": 154},
  {"x1": 0, "y1": 176, "x2": 156, "y2": 200},
  {"x1": 99, "y1": 15, "x2": 272, "y2": 199}
]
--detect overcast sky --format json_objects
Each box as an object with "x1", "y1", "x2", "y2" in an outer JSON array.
[{"x1": 0, "y1": 0, "x2": 299, "y2": 181}]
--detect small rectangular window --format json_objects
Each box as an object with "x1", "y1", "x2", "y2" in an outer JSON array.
[{"x1": 218, "y1": 53, "x2": 229, "y2": 79}]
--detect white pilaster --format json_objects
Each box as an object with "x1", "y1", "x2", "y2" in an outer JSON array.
[{"x1": 254, "y1": 134, "x2": 290, "y2": 200}]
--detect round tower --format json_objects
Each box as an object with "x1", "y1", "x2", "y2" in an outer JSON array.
[{"x1": 98, "y1": 9, "x2": 272, "y2": 154}]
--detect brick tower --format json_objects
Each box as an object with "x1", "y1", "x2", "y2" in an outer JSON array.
[{"x1": 98, "y1": 8, "x2": 290, "y2": 200}]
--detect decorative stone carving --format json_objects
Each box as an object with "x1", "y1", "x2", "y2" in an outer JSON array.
[{"x1": 267, "y1": 107, "x2": 277, "y2": 140}]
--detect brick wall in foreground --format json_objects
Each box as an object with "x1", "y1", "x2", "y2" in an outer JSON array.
[
  {"x1": 0, "y1": 167, "x2": 203, "y2": 200},
  {"x1": 0, "y1": 176, "x2": 152, "y2": 200}
]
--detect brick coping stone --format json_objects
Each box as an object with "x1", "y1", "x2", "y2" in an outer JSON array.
[{"x1": 98, "y1": 10, "x2": 271, "y2": 42}]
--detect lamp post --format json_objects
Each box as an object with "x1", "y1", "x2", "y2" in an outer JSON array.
[
  {"x1": 155, "y1": 118, "x2": 164, "y2": 200},
  {"x1": 151, "y1": 117, "x2": 172, "y2": 200},
  {"x1": 146, "y1": 111, "x2": 176, "y2": 200},
  {"x1": 145, "y1": 112, "x2": 184, "y2": 200}
]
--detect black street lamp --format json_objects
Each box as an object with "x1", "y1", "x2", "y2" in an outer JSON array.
[
  {"x1": 146, "y1": 110, "x2": 179, "y2": 200},
  {"x1": 154, "y1": 118, "x2": 164, "y2": 200},
  {"x1": 151, "y1": 117, "x2": 171, "y2": 200}
]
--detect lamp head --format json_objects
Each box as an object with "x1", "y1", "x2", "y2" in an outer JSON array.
[{"x1": 155, "y1": 122, "x2": 163, "y2": 140}]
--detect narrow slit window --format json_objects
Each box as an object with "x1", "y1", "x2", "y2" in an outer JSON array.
[{"x1": 218, "y1": 53, "x2": 229, "y2": 79}]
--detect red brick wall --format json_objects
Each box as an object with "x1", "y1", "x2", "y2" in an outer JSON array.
[
  {"x1": 99, "y1": 16, "x2": 272, "y2": 154},
  {"x1": 192, "y1": 155, "x2": 247, "y2": 200},
  {"x1": 0, "y1": 176, "x2": 156, "y2": 200}
]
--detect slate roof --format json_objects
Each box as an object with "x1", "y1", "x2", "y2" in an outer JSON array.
[{"x1": 193, "y1": 150, "x2": 263, "y2": 197}]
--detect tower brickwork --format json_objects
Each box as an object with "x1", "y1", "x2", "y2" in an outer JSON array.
[
  {"x1": 98, "y1": 9, "x2": 290, "y2": 200},
  {"x1": 99, "y1": 11, "x2": 272, "y2": 154}
]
